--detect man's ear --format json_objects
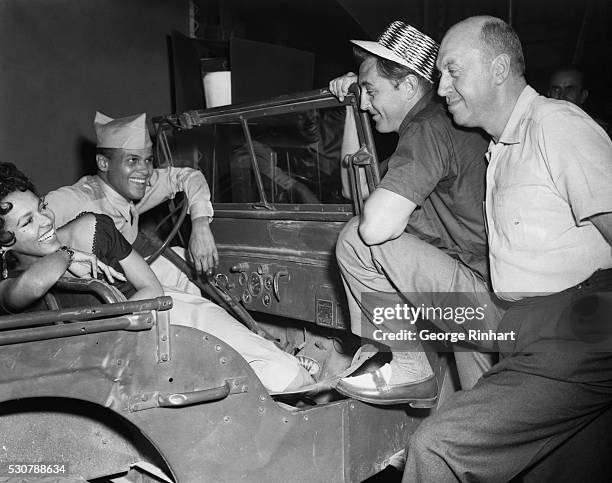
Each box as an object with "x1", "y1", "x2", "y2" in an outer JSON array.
[
  {"x1": 579, "y1": 89, "x2": 589, "y2": 107},
  {"x1": 400, "y1": 74, "x2": 419, "y2": 99},
  {"x1": 492, "y1": 53, "x2": 511, "y2": 85},
  {"x1": 96, "y1": 153, "x2": 110, "y2": 172}
]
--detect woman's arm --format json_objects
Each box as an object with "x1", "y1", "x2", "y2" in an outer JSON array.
[
  {"x1": 57, "y1": 213, "x2": 126, "y2": 282},
  {"x1": 118, "y1": 250, "x2": 163, "y2": 301},
  {"x1": 65, "y1": 250, "x2": 125, "y2": 282},
  {"x1": 61, "y1": 212, "x2": 163, "y2": 302},
  {"x1": 0, "y1": 249, "x2": 71, "y2": 311},
  {"x1": 0, "y1": 247, "x2": 124, "y2": 312}
]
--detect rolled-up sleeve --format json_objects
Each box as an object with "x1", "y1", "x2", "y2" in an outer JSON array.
[
  {"x1": 378, "y1": 119, "x2": 449, "y2": 206},
  {"x1": 137, "y1": 167, "x2": 214, "y2": 221}
]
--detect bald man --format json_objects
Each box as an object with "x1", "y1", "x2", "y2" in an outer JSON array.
[{"x1": 401, "y1": 16, "x2": 612, "y2": 482}]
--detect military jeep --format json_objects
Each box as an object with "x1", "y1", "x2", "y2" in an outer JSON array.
[{"x1": 0, "y1": 90, "x2": 449, "y2": 482}]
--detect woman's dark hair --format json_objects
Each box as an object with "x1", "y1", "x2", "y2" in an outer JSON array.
[{"x1": 0, "y1": 162, "x2": 37, "y2": 248}]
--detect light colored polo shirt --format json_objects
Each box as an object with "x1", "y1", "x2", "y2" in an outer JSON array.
[
  {"x1": 46, "y1": 167, "x2": 213, "y2": 243},
  {"x1": 485, "y1": 85, "x2": 612, "y2": 300}
]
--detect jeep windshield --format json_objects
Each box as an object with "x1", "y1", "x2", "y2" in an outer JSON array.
[{"x1": 153, "y1": 89, "x2": 379, "y2": 219}]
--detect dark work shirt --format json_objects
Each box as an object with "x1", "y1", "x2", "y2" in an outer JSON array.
[{"x1": 378, "y1": 94, "x2": 489, "y2": 278}]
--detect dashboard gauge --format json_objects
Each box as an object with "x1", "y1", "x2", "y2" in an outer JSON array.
[
  {"x1": 214, "y1": 273, "x2": 229, "y2": 289},
  {"x1": 238, "y1": 272, "x2": 248, "y2": 286},
  {"x1": 264, "y1": 275, "x2": 273, "y2": 291},
  {"x1": 249, "y1": 272, "x2": 263, "y2": 297}
]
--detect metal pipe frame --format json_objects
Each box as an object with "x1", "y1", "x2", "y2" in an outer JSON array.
[
  {"x1": 0, "y1": 296, "x2": 173, "y2": 331},
  {"x1": 0, "y1": 312, "x2": 155, "y2": 346}
]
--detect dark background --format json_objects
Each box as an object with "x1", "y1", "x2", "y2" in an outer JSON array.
[
  {"x1": 194, "y1": 0, "x2": 611, "y2": 116},
  {"x1": 1, "y1": 0, "x2": 610, "y2": 194}
]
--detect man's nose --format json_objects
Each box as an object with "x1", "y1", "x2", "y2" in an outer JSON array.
[
  {"x1": 560, "y1": 88, "x2": 570, "y2": 101},
  {"x1": 137, "y1": 160, "x2": 153, "y2": 173},
  {"x1": 437, "y1": 72, "x2": 451, "y2": 97},
  {"x1": 359, "y1": 90, "x2": 370, "y2": 110}
]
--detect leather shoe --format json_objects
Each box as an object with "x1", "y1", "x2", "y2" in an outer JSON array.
[{"x1": 334, "y1": 363, "x2": 438, "y2": 408}]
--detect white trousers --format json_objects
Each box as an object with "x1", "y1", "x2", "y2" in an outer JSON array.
[{"x1": 150, "y1": 248, "x2": 302, "y2": 392}]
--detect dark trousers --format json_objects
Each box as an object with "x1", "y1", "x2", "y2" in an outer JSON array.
[{"x1": 402, "y1": 269, "x2": 612, "y2": 483}]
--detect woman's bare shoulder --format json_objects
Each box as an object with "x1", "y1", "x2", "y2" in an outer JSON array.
[{"x1": 57, "y1": 212, "x2": 97, "y2": 252}]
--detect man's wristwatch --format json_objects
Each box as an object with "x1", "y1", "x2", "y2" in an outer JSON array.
[{"x1": 58, "y1": 245, "x2": 75, "y2": 264}]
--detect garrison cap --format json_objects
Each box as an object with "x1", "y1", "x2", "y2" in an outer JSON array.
[{"x1": 94, "y1": 111, "x2": 153, "y2": 150}]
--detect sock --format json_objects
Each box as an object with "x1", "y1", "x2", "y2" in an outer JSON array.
[{"x1": 388, "y1": 350, "x2": 434, "y2": 385}]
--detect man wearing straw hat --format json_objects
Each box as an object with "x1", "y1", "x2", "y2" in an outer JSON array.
[{"x1": 329, "y1": 21, "x2": 504, "y2": 406}]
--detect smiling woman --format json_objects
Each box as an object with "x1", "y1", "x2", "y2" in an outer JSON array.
[{"x1": 0, "y1": 162, "x2": 163, "y2": 314}]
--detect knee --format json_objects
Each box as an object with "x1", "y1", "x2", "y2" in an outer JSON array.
[
  {"x1": 407, "y1": 417, "x2": 444, "y2": 461},
  {"x1": 335, "y1": 216, "x2": 363, "y2": 265},
  {"x1": 251, "y1": 353, "x2": 308, "y2": 392},
  {"x1": 404, "y1": 417, "x2": 469, "y2": 483}
]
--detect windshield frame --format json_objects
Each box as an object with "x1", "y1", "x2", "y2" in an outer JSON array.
[{"x1": 153, "y1": 89, "x2": 379, "y2": 219}]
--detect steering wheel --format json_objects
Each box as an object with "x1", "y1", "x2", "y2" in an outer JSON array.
[
  {"x1": 275, "y1": 174, "x2": 320, "y2": 204},
  {"x1": 140, "y1": 198, "x2": 276, "y2": 342},
  {"x1": 144, "y1": 198, "x2": 189, "y2": 266}
]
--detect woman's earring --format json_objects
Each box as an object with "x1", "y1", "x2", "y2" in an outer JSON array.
[{"x1": 1, "y1": 250, "x2": 7, "y2": 279}]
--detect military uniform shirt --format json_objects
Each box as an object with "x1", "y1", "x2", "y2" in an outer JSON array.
[{"x1": 46, "y1": 166, "x2": 214, "y2": 244}]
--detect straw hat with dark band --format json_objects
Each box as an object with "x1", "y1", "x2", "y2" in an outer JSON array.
[{"x1": 351, "y1": 21, "x2": 439, "y2": 84}]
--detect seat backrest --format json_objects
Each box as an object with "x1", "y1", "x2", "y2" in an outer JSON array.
[{"x1": 45, "y1": 277, "x2": 127, "y2": 310}]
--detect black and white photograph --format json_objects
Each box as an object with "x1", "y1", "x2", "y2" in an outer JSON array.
[{"x1": 0, "y1": 1, "x2": 611, "y2": 482}]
